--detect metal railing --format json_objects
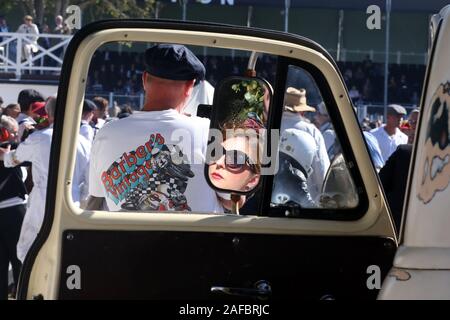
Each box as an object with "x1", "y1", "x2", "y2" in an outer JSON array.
[{"x1": 0, "y1": 32, "x2": 72, "y2": 78}]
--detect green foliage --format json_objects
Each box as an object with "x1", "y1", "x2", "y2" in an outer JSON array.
[
  {"x1": 79, "y1": 0, "x2": 156, "y2": 20},
  {"x1": 0, "y1": 2, "x2": 14, "y2": 15},
  {"x1": 231, "y1": 80, "x2": 265, "y2": 120},
  {"x1": 0, "y1": 0, "x2": 156, "y2": 26}
]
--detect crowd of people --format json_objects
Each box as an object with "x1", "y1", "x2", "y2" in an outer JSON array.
[
  {"x1": 269, "y1": 85, "x2": 418, "y2": 217},
  {"x1": 338, "y1": 56, "x2": 425, "y2": 105},
  {"x1": 0, "y1": 88, "x2": 132, "y2": 299},
  {"x1": 84, "y1": 51, "x2": 425, "y2": 108},
  {"x1": 0, "y1": 42, "x2": 420, "y2": 300}
]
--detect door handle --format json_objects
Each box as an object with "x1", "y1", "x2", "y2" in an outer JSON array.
[{"x1": 211, "y1": 280, "x2": 272, "y2": 299}]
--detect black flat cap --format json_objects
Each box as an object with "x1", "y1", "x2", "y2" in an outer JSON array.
[{"x1": 144, "y1": 44, "x2": 205, "y2": 81}]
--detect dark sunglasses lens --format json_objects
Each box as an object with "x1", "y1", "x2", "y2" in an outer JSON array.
[{"x1": 225, "y1": 150, "x2": 249, "y2": 170}]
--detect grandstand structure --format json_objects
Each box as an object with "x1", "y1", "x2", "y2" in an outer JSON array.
[{"x1": 1, "y1": 0, "x2": 448, "y2": 114}]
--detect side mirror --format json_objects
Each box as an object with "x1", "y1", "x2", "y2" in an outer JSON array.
[{"x1": 205, "y1": 76, "x2": 272, "y2": 201}]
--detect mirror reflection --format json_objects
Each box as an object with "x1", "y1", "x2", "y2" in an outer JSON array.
[
  {"x1": 208, "y1": 119, "x2": 262, "y2": 193},
  {"x1": 207, "y1": 77, "x2": 271, "y2": 194}
]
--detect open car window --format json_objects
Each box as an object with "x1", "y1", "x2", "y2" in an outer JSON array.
[
  {"x1": 74, "y1": 41, "x2": 278, "y2": 214},
  {"x1": 69, "y1": 36, "x2": 367, "y2": 221}
]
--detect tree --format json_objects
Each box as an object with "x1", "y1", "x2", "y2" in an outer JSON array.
[
  {"x1": 80, "y1": 0, "x2": 156, "y2": 22},
  {"x1": 2, "y1": 0, "x2": 156, "y2": 26}
]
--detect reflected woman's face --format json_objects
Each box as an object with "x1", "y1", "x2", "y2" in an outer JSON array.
[{"x1": 209, "y1": 135, "x2": 260, "y2": 192}]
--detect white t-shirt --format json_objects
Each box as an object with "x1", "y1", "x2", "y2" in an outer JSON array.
[
  {"x1": 370, "y1": 126, "x2": 408, "y2": 162},
  {"x1": 80, "y1": 120, "x2": 94, "y2": 143},
  {"x1": 89, "y1": 109, "x2": 223, "y2": 213}
]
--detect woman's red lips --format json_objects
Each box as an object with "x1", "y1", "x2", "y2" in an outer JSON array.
[{"x1": 211, "y1": 172, "x2": 223, "y2": 180}]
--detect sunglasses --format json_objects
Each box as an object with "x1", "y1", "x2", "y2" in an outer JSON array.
[{"x1": 212, "y1": 147, "x2": 258, "y2": 173}]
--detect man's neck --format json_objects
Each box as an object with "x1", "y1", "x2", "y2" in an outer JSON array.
[
  {"x1": 383, "y1": 125, "x2": 397, "y2": 136},
  {"x1": 142, "y1": 101, "x2": 184, "y2": 113}
]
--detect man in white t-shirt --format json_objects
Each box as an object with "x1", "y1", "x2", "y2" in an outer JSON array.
[
  {"x1": 370, "y1": 104, "x2": 408, "y2": 163},
  {"x1": 87, "y1": 44, "x2": 224, "y2": 213}
]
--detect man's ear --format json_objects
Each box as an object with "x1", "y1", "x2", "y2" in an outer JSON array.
[
  {"x1": 142, "y1": 72, "x2": 148, "y2": 91},
  {"x1": 184, "y1": 79, "x2": 196, "y2": 97}
]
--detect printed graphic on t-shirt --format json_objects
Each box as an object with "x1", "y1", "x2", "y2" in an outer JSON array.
[{"x1": 101, "y1": 133, "x2": 195, "y2": 211}]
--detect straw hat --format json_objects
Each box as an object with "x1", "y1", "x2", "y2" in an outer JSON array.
[{"x1": 284, "y1": 87, "x2": 316, "y2": 113}]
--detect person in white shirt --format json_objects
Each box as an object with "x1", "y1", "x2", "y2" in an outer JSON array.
[
  {"x1": 280, "y1": 87, "x2": 330, "y2": 202},
  {"x1": 0, "y1": 97, "x2": 90, "y2": 261},
  {"x1": 370, "y1": 104, "x2": 408, "y2": 163},
  {"x1": 87, "y1": 44, "x2": 226, "y2": 213},
  {"x1": 79, "y1": 100, "x2": 96, "y2": 143},
  {"x1": 16, "y1": 15, "x2": 39, "y2": 63}
]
